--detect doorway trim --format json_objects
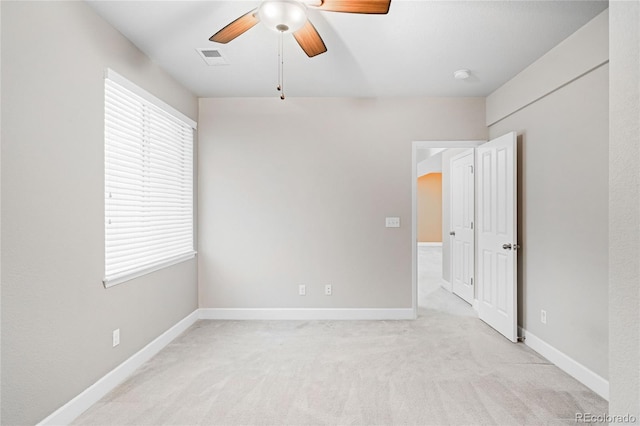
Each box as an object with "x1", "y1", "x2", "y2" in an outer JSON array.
[{"x1": 411, "y1": 140, "x2": 486, "y2": 318}]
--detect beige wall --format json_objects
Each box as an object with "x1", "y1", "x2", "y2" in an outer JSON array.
[
  {"x1": 609, "y1": 0, "x2": 640, "y2": 418},
  {"x1": 488, "y1": 11, "x2": 609, "y2": 379},
  {"x1": 198, "y1": 97, "x2": 487, "y2": 309},
  {"x1": 417, "y1": 173, "x2": 442, "y2": 243},
  {"x1": 1, "y1": 2, "x2": 198, "y2": 424}
]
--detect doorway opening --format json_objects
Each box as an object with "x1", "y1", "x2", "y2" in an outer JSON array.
[
  {"x1": 411, "y1": 134, "x2": 519, "y2": 343},
  {"x1": 411, "y1": 141, "x2": 484, "y2": 319}
]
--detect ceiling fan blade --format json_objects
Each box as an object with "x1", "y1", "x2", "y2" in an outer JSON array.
[
  {"x1": 293, "y1": 20, "x2": 327, "y2": 57},
  {"x1": 210, "y1": 9, "x2": 260, "y2": 43},
  {"x1": 314, "y1": 0, "x2": 391, "y2": 14}
]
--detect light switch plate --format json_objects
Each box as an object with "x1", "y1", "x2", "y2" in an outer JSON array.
[{"x1": 385, "y1": 217, "x2": 400, "y2": 228}]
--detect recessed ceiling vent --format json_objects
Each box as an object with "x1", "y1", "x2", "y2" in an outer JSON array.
[{"x1": 196, "y1": 48, "x2": 229, "y2": 66}]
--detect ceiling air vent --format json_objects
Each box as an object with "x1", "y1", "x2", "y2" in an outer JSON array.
[{"x1": 196, "y1": 48, "x2": 229, "y2": 66}]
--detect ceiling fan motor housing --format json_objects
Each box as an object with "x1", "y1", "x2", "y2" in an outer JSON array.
[{"x1": 258, "y1": 0, "x2": 308, "y2": 33}]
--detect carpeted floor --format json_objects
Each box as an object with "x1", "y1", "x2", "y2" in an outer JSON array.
[{"x1": 74, "y1": 246, "x2": 607, "y2": 425}]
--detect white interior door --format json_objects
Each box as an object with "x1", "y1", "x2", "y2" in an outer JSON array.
[
  {"x1": 476, "y1": 132, "x2": 518, "y2": 342},
  {"x1": 450, "y1": 149, "x2": 475, "y2": 305}
]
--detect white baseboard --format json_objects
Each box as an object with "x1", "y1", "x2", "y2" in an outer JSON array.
[
  {"x1": 519, "y1": 327, "x2": 609, "y2": 401},
  {"x1": 440, "y1": 279, "x2": 452, "y2": 292},
  {"x1": 472, "y1": 299, "x2": 479, "y2": 313},
  {"x1": 417, "y1": 242, "x2": 443, "y2": 247},
  {"x1": 199, "y1": 308, "x2": 415, "y2": 320},
  {"x1": 38, "y1": 310, "x2": 200, "y2": 426}
]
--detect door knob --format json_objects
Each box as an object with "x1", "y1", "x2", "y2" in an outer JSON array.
[
  {"x1": 502, "y1": 243, "x2": 512, "y2": 250},
  {"x1": 449, "y1": 231, "x2": 455, "y2": 236}
]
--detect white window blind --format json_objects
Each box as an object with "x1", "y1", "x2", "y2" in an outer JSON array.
[{"x1": 104, "y1": 70, "x2": 196, "y2": 287}]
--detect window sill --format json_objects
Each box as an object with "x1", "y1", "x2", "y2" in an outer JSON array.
[{"x1": 103, "y1": 251, "x2": 197, "y2": 288}]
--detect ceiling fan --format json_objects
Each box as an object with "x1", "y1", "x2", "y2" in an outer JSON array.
[{"x1": 209, "y1": 0, "x2": 392, "y2": 58}]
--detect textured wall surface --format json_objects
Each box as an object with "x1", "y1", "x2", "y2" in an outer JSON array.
[
  {"x1": 609, "y1": 0, "x2": 640, "y2": 419},
  {"x1": 1, "y1": 2, "x2": 198, "y2": 424},
  {"x1": 198, "y1": 97, "x2": 487, "y2": 309}
]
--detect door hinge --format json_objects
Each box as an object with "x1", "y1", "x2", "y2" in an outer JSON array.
[
  {"x1": 469, "y1": 165, "x2": 474, "y2": 174},
  {"x1": 470, "y1": 277, "x2": 474, "y2": 286},
  {"x1": 471, "y1": 221, "x2": 474, "y2": 230}
]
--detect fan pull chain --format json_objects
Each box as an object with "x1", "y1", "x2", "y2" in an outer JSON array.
[
  {"x1": 276, "y1": 32, "x2": 281, "y2": 94},
  {"x1": 277, "y1": 31, "x2": 285, "y2": 100}
]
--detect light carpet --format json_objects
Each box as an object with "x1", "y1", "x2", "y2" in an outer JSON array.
[{"x1": 74, "y1": 247, "x2": 607, "y2": 425}]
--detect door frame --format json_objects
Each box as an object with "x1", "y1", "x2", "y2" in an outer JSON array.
[{"x1": 411, "y1": 140, "x2": 486, "y2": 318}]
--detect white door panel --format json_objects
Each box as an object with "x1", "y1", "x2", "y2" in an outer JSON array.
[
  {"x1": 477, "y1": 132, "x2": 518, "y2": 342},
  {"x1": 450, "y1": 149, "x2": 475, "y2": 305}
]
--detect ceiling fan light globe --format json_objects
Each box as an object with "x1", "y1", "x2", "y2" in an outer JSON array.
[{"x1": 258, "y1": 0, "x2": 307, "y2": 33}]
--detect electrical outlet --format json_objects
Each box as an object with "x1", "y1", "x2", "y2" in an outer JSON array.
[
  {"x1": 385, "y1": 217, "x2": 400, "y2": 228},
  {"x1": 325, "y1": 284, "x2": 332, "y2": 296},
  {"x1": 113, "y1": 329, "x2": 120, "y2": 347},
  {"x1": 540, "y1": 310, "x2": 547, "y2": 324},
  {"x1": 298, "y1": 284, "x2": 306, "y2": 296}
]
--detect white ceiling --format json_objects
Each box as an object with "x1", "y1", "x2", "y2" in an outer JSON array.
[{"x1": 86, "y1": 0, "x2": 608, "y2": 98}]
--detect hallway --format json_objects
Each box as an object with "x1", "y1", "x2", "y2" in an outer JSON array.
[{"x1": 417, "y1": 244, "x2": 475, "y2": 318}]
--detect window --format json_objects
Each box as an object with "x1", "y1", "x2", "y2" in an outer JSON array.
[{"x1": 103, "y1": 69, "x2": 196, "y2": 287}]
